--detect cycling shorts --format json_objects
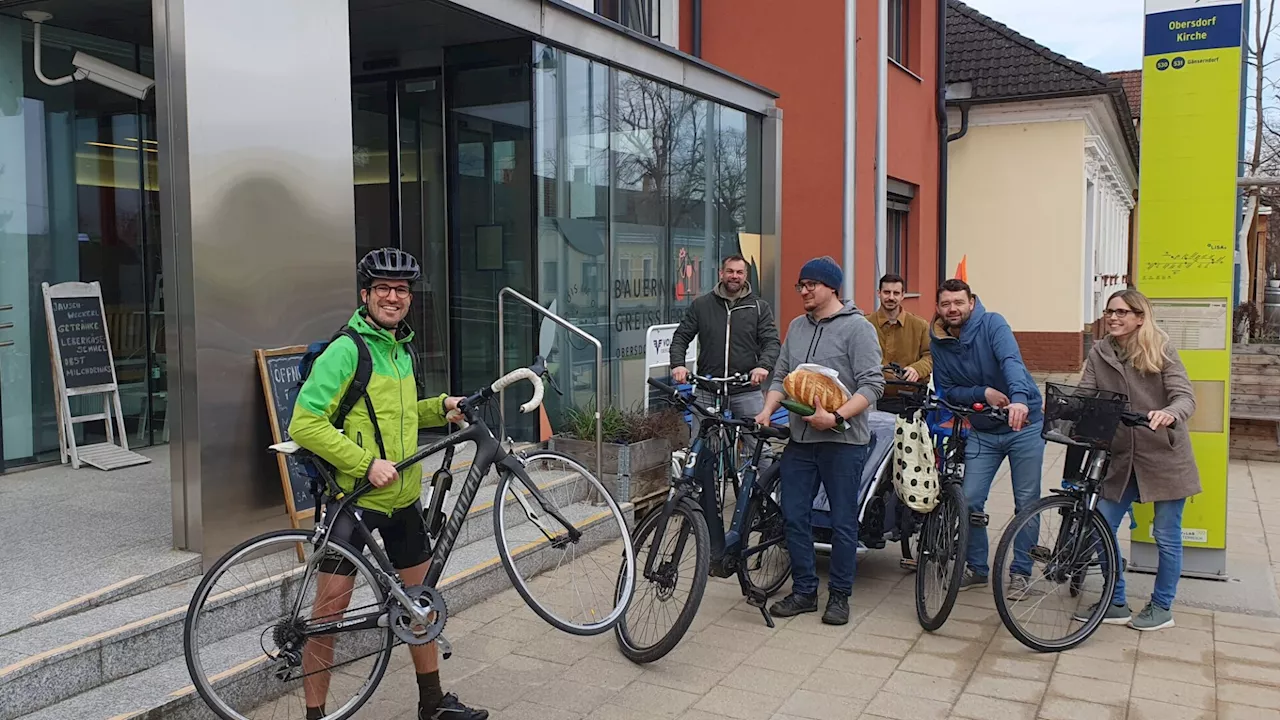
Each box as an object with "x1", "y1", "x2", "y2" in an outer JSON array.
[{"x1": 319, "y1": 500, "x2": 432, "y2": 576}]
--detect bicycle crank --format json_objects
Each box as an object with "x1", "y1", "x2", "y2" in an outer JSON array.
[{"x1": 389, "y1": 584, "x2": 448, "y2": 645}]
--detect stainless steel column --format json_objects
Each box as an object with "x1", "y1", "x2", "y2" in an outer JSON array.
[
  {"x1": 842, "y1": 0, "x2": 857, "y2": 301},
  {"x1": 154, "y1": 0, "x2": 356, "y2": 563},
  {"x1": 762, "y1": 106, "x2": 784, "y2": 315}
]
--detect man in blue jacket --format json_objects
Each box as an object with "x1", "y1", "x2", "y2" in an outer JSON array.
[{"x1": 930, "y1": 279, "x2": 1044, "y2": 597}]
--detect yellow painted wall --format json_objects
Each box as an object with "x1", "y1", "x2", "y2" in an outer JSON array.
[{"x1": 946, "y1": 120, "x2": 1086, "y2": 332}]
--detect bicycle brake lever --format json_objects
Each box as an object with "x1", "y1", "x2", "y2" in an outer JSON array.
[{"x1": 544, "y1": 370, "x2": 565, "y2": 397}]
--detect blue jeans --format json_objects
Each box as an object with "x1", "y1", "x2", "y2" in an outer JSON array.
[
  {"x1": 962, "y1": 424, "x2": 1045, "y2": 578},
  {"x1": 1098, "y1": 476, "x2": 1185, "y2": 610},
  {"x1": 780, "y1": 441, "x2": 869, "y2": 597}
]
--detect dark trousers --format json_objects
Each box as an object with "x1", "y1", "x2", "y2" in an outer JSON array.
[{"x1": 780, "y1": 441, "x2": 870, "y2": 597}]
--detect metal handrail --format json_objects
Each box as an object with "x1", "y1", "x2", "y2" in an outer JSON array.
[{"x1": 497, "y1": 287, "x2": 603, "y2": 484}]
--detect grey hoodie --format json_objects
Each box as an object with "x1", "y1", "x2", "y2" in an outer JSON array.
[{"x1": 770, "y1": 301, "x2": 885, "y2": 445}]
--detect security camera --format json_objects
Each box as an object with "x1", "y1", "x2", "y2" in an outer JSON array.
[
  {"x1": 70, "y1": 52, "x2": 154, "y2": 100},
  {"x1": 23, "y1": 10, "x2": 155, "y2": 101}
]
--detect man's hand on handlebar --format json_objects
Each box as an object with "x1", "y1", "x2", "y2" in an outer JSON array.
[
  {"x1": 1006, "y1": 403, "x2": 1030, "y2": 432},
  {"x1": 750, "y1": 367, "x2": 769, "y2": 386},
  {"x1": 367, "y1": 458, "x2": 399, "y2": 488},
  {"x1": 671, "y1": 366, "x2": 690, "y2": 385},
  {"x1": 1147, "y1": 409, "x2": 1177, "y2": 430},
  {"x1": 753, "y1": 409, "x2": 772, "y2": 427},
  {"x1": 901, "y1": 366, "x2": 921, "y2": 383}
]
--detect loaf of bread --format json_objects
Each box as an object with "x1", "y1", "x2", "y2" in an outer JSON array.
[{"x1": 784, "y1": 369, "x2": 847, "y2": 413}]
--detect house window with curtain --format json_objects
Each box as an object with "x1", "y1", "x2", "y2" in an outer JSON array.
[
  {"x1": 889, "y1": 0, "x2": 907, "y2": 66},
  {"x1": 887, "y1": 192, "x2": 911, "y2": 282}
]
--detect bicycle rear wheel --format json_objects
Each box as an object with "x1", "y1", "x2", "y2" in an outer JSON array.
[
  {"x1": 493, "y1": 450, "x2": 636, "y2": 635},
  {"x1": 614, "y1": 497, "x2": 710, "y2": 664},
  {"x1": 740, "y1": 463, "x2": 790, "y2": 596},
  {"x1": 993, "y1": 495, "x2": 1118, "y2": 652},
  {"x1": 184, "y1": 530, "x2": 393, "y2": 720},
  {"x1": 915, "y1": 482, "x2": 968, "y2": 631}
]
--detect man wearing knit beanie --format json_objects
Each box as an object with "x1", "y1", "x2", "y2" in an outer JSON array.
[{"x1": 755, "y1": 256, "x2": 884, "y2": 625}]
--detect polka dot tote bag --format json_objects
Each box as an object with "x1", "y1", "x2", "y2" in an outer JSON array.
[{"x1": 892, "y1": 414, "x2": 939, "y2": 512}]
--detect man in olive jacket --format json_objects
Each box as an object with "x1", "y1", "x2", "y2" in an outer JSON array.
[{"x1": 669, "y1": 255, "x2": 781, "y2": 430}]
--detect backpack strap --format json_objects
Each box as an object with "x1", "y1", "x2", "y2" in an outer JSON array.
[{"x1": 334, "y1": 327, "x2": 388, "y2": 461}]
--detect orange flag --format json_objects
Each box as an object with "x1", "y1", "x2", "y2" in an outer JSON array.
[
  {"x1": 539, "y1": 405, "x2": 552, "y2": 442},
  {"x1": 954, "y1": 255, "x2": 968, "y2": 282}
]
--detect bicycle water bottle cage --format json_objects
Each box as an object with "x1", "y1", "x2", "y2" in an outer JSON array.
[{"x1": 970, "y1": 511, "x2": 989, "y2": 527}]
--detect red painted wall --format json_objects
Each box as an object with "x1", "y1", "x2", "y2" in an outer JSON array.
[{"x1": 683, "y1": 0, "x2": 941, "y2": 324}]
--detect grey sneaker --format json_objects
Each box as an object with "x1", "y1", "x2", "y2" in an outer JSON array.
[
  {"x1": 1073, "y1": 601, "x2": 1132, "y2": 624},
  {"x1": 1004, "y1": 574, "x2": 1043, "y2": 601},
  {"x1": 959, "y1": 568, "x2": 989, "y2": 591},
  {"x1": 1129, "y1": 602, "x2": 1175, "y2": 631},
  {"x1": 769, "y1": 592, "x2": 818, "y2": 617}
]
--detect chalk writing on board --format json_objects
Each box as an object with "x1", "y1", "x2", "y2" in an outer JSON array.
[{"x1": 49, "y1": 298, "x2": 114, "y2": 389}]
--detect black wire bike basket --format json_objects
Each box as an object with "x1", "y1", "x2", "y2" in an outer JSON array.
[{"x1": 1042, "y1": 382, "x2": 1128, "y2": 449}]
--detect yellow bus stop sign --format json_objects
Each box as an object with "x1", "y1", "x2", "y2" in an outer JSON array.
[{"x1": 1135, "y1": 0, "x2": 1244, "y2": 578}]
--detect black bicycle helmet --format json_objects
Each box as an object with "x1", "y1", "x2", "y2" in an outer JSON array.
[{"x1": 358, "y1": 247, "x2": 422, "y2": 285}]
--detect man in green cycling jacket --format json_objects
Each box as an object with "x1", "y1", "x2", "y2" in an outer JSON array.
[{"x1": 289, "y1": 248, "x2": 486, "y2": 720}]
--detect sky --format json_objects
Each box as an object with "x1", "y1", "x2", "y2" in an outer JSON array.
[{"x1": 960, "y1": 0, "x2": 1147, "y2": 73}]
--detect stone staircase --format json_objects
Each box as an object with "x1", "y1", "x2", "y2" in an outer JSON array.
[{"x1": 0, "y1": 442, "x2": 629, "y2": 719}]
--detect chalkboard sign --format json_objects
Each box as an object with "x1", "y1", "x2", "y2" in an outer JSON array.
[
  {"x1": 41, "y1": 281, "x2": 151, "y2": 471},
  {"x1": 49, "y1": 297, "x2": 114, "y2": 389},
  {"x1": 255, "y1": 346, "x2": 317, "y2": 524}
]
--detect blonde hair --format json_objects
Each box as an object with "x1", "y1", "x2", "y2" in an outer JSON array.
[{"x1": 1108, "y1": 289, "x2": 1168, "y2": 374}]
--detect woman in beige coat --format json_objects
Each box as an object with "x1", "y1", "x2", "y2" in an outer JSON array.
[{"x1": 1073, "y1": 289, "x2": 1199, "y2": 632}]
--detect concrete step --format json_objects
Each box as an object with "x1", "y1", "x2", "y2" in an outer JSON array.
[
  {"x1": 0, "y1": 553, "x2": 202, "y2": 638},
  {"x1": 10, "y1": 500, "x2": 631, "y2": 720},
  {"x1": 0, "y1": 458, "x2": 624, "y2": 717}
]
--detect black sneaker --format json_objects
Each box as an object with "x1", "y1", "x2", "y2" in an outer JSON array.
[
  {"x1": 769, "y1": 592, "x2": 818, "y2": 617},
  {"x1": 822, "y1": 593, "x2": 850, "y2": 625},
  {"x1": 421, "y1": 693, "x2": 490, "y2": 720}
]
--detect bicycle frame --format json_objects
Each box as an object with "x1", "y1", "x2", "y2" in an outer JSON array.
[
  {"x1": 643, "y1": 411, "x2": 776, "y2": 579},
  {"x1": 293, "y1": 417, "x2": 582, "y2": 639}
]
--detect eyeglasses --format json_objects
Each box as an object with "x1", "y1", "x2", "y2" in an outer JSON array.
[
  {"x1": 371, "y1": 285, "x2": 411, "y2": 299},
  {"x1": 794, "y1": 281, "x2": 821, "y2": 293},
  {"x1": 1102, "y1": 308, "x2": 1141, "y2": 318}
]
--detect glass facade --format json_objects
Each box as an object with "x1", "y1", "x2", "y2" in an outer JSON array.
[
  {"x1": 533, "y1": 43, "x2": 763, "y2": 420},
  {"x1": 0, "y1": 17, "x2": 165, "y2": 471},
  {"x1": 0, "y1": 19, "x2": 765, "y2": 469}
]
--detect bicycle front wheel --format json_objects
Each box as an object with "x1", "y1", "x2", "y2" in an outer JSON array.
[
  {"x1": 993, "y1": 495, "x2": 1119, "y2": 652},
  {"x1": 493, "y1": 450, "x2": 637, "y2": 635},
  {"x1": 915, "y1": 481, "x2": 969, "y2": 631},
  {"x1": 184, "y1": 530, "x2": 393, "y2": 720},
  {"x1": 614, "y1": 497, "x2": 710, "y2": 664}
]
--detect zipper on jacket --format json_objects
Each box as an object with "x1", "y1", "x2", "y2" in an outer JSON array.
[
  {"x1": 723, "y1": 299, "x2": 734, "y2": 380},
  {"x1": 395, "y1": 345, "x2": 408, "y2": 505}
]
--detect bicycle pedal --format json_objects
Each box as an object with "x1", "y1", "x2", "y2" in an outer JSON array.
[
  {"x1": 437, "y1": 634, "x2": 452, "y2": 660},
  {"x1": 969, "y1": 512, "x2": 989, "y2": 527},
  {"x1": 899, "y1": 558, "x2": 918, "y2": 571},
  {"x1": 1029, "y1": 545, "x2": 1052, "y2": 564}
]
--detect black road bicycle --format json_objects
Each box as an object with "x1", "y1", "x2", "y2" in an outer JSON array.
[
  {"x1": 992, "y1": 382, "x2": 1166, "y2": 652},
  {"x1": 613, "y1": 376, "x2": 790, "y2": 663},
  {"x1": 879, "y1": 365, "x2": 1010, "y2": 630},
  {"x1": 183, "y1": 358, "x2": 637, "y2": 720}
]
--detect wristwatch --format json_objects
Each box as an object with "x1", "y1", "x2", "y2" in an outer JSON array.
[{"x1": 832, "y1": 411, "x2": 847, "y2": 428}]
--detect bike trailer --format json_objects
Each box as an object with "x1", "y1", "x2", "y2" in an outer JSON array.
[{"x1": 810, "y1": 410, "x2": 897, "y2": 529}]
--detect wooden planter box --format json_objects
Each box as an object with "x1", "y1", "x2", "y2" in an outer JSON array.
[
  {"x1": 1230, "y1": 343, "x2": 1280, "y2": 461},
  {"x1": 548, "y1": 435, "x2": 671, "y2": 504}
]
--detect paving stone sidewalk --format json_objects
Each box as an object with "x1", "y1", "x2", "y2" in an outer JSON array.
[{"x1": 352, "y1": 450, "x2": 1280, "y2": 720}]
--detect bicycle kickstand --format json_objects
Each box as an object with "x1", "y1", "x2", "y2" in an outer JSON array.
[{"x1": 741, "y1": 581, "x2": 776, "y2": 629}]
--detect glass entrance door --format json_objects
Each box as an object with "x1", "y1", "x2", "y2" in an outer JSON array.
[{"x1": 351, "y1": 74, "x2": 450, "y2": 393}]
